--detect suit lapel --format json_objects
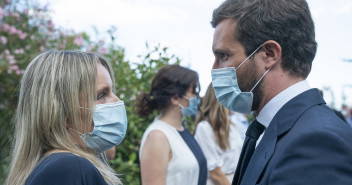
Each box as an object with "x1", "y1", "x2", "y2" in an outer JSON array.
[
  {"x1": 240, "y1": 89, "x2": 325, "y2": 185},
  {"x1": 241, "y1": 118, "x2": 277, "y2": 185}
]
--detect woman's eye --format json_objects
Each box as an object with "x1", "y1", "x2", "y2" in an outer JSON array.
[{"x1": 97, "y1": 92, "x2": 106, "y2": 100}]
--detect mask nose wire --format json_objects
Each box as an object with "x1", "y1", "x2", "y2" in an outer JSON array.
[{"x1": 236, "y1": 44, "x2": 263, "y2": 70}]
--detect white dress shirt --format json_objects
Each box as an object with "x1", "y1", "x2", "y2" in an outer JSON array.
[{"x1": 256, "y1": 80, "x2": 311, "y2": 145}]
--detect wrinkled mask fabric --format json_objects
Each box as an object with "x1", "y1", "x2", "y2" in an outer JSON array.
[
  {"x1": 179, "y1": 96, "x2": 200, "y2": 116},
  {"x1": 80, "y1": 101, "x2": 128, "y2": 153},
  {"x1": 211, "y1": 45, "x2": 269, "y2": 114},
  {"x1": 211, "y1": 68, "x2": 254, "y2": 114}
]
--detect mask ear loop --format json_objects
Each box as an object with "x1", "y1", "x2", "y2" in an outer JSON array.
[
  {"x1": 68, "y1": 127, "x2": 83, "y2": 136},
  {"x1": 178, "y1": 104, "x2": 186, "y2": 109},
  {"x1": 236, "y1": 44, "x2": 264, "y2": 70},
  {"x1": 182, "y1": 96, "x2": 190, "y2": 101},
  {"x1": 250, "y1": 68, "x2": 271, "y2": 92}
]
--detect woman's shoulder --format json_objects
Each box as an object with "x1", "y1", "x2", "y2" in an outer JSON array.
[
  {"x1": 25, "y1": 153, "x2": 107, "y2": 185},
  {"x1": 195, "y1": 120, "x2": 213, "y2": 131},
  {"x1": 43, "y1": 152, "x2": 95, "y2": 169},
  {"x1": 195, "y1": 120, "x2": 215, "y2": 138},
  {"x1": 145, "y1": 119, "x2": 177, "y2": 134}
]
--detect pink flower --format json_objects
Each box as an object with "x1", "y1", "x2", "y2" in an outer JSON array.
[
  {"x1": 0, "y1": 7, "x2": 3, "y2": 19},
  {"x1": 10, "y1": 65, "x2": 19, "y2": 71},
  {"x1": 12, "y1": 12, "x2": 20, "y2": 18},
  {"x1": 98, "y1": 47, "x2": 107, "y2": 54},
  {"x1": 40, "y1": 46, "x2": 45, "y2": 51},
  {"x1": 19, "y1": 32, "x2": 27, "y2": 39},
  {"x1": 0, "y1": 36, "x2": 7, "y2": 45},
  {"x1": 5, "y1": 49, "x2": 10, "y2": 55},
  {"x1": 48, "y1": 20, "x2": 54, "y2": 30},
  {"x1": 14, "y1": 48, "x2": 24, "y2": 54},
  {"x1": 7, "y1": 64, "x2": 19, "y2": 74},
  {"x1": 7, "y1": 55, "x2": 16, "y2": 65},
  {"x1": 73, "y1": 35, "x2": 84, "y2": 46},
  {"x1": 87, "y1": 45, "x2": 93, "y2": 51},
  {"x1": 9, "y1": 26, "x2": 17, "y2": 34},
  {"x1": 16, "y1": 29, "x2": 22, "y2": 35},
  {"x1": 3, "y1": 23, "x2": 10, "y2": 31}
]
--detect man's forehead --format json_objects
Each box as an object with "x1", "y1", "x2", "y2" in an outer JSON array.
[{"x1": 212, "y1": 19, "x2": 239, "y2": 49}]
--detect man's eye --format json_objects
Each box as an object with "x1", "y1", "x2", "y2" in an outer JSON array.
[{"x1": 219, "y1": 53, "x2": 229, "y2": 61}]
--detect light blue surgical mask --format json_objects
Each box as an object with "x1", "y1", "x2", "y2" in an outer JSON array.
[
  {"x1": 211, "y1": 45, "x2": 270, "y2": 114},
  {"x1": 72, "y1": 101, "x2": 128, "y2": 153},
  {"x1": 179, "y1": 96, "x2": 200, "y2": 116}
]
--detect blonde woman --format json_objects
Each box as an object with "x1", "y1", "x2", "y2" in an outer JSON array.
[
  {"x1": 195, "y1": 83, "x2": 244, "y2": 185},
  {"x1": 5, "y1": 50, "x2": 127, "y2": 185}
]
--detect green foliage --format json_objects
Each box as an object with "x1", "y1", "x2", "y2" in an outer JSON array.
[{"x1": 0, "y1": 0, "x2": 187, "y2": 184}]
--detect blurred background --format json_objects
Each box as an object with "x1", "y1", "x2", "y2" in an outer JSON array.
[{"x1": 40, "y1": 0, "x2": 352, "y2": 108}]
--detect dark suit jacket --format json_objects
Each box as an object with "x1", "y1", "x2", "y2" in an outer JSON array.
[{"x1": 240, "y1": 88, "x2": 352, "y2": 185}]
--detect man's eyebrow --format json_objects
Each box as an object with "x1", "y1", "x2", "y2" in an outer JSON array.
[{"x1": 213, "y1": 49, "x2": 231, "y2": 55}]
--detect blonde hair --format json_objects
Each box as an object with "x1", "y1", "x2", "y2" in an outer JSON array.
[
  {"x1": 195, "y1": 83, "x2": 232, "y2": 150},
  {"x1": 5, "y1": 50, "x2": 121, "y2": 185}
]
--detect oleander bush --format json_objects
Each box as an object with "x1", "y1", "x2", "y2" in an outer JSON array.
[{"x1": 0, "y1": 0, "x2": 188, "y2": 184}]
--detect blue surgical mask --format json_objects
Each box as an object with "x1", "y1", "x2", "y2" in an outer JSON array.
[
  {"x1": 211, "y1": 45, "x2": 270, "y2": 114},
  {"x1": 73, "y1": 101, "x2": 128, "y2": 153},
  {"x1": 179, "y1": 96, "x2": 200, "y2": 116}
]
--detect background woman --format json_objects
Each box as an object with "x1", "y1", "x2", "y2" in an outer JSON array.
[
  {"x1": 136, "y1": 64, "x2": 207, "y2": 185},
  {"x1": 195, "y1": 83, "x2": 244, "y2": 185},
  {"x1": 5, "y1": 50, "x2": 126, "y2": 185}
]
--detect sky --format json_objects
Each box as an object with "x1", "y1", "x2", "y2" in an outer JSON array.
[{"x1": 40, "y1": 0, "x2": 352, "y2": 109}]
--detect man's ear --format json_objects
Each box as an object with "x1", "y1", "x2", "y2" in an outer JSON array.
[{"x1": 261, "y1": 40, "x2": 282, "y2": 70}]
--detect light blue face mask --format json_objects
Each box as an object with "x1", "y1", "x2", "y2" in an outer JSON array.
[
  {"x1": 73, "y1": 101, "x2": 128, "y2": 153},
  {"x1": 211, "y1": 45, "x2": 270, "y2": 114},
  {"x1": 179, "y1": 96, "x2": 200, "y2": 116}
]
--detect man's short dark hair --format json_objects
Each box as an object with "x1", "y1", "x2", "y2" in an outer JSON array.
[{"x1": 211, "y1": 0, "x2": 317, "y2": 78}]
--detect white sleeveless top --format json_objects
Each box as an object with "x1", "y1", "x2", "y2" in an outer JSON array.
[{"x1": 139, "y1": 119, "x2": 200, "y2": 185}]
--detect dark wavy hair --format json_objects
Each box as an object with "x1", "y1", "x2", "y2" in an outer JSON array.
[
  {"x1": 211, "y1": 0, "x2": 317, "y2": 78},
  {"x1": 135, "y1": 64, "x2": 200, "y2": 118}
]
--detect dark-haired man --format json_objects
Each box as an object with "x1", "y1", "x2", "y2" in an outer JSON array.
[{"x1": 210, "y1": 0, "x2": 352, "y2": 184}]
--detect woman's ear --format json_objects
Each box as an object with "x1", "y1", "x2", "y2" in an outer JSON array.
[
  {"x1": 170, "y1": 95, "x2": 180, "y2": 106},
  {"x1": 261, "y1": 40, "x2": 282, "y2": 70}
]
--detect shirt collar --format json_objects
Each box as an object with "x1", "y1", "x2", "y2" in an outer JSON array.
[{"x1": 256, "y1": 80, "x2": 311, "y2": 128}]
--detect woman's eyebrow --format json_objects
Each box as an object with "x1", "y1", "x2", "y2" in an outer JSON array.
[{"x1": 97, "y1": 86, "x2": 110, "y2": 94}]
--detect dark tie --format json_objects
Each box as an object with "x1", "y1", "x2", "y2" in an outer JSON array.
[{"x1": 232, "y1": 119, "x2": 266, "y2": 185}]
